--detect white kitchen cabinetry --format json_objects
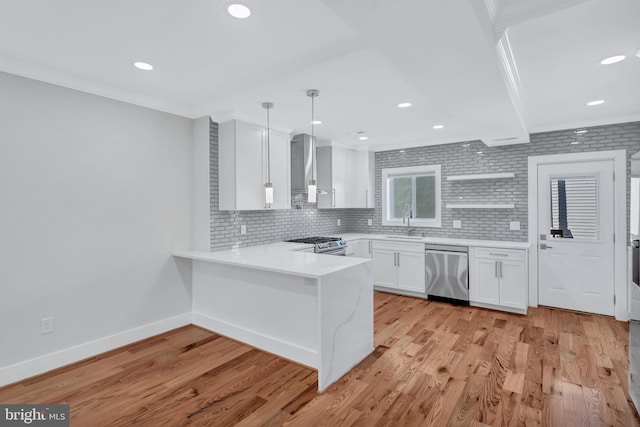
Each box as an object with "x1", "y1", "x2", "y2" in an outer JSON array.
[
  {"x1": 219, "y1": 119, "x2": 291, "y2": 210},
  {"x1": 318, "y1": 147, "x2": 373, "y2": 209},
  {"x1": 469, "y1": 247, "x2": 527, "y2": 313},
  {"x1": 347, "y1": 151, "x2": 374, "y2": 208},
  {"x1": 358, "y1": 239, "x2": 373, "y2": 258},
  {"x1": 317, "y1": 146, "x2": 346, "y2": 208},
  {"x1": 372, "y1": 241, "x2": 425, "y2": 293}
]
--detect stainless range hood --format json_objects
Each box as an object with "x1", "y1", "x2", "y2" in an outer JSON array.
[{"x1": 291, "y1": 134, "x2": 326, "y2": 194}]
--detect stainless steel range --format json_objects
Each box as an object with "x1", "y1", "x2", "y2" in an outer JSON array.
[{"x1": 287, "y1": 236, "x2": 348, "y2": 255}]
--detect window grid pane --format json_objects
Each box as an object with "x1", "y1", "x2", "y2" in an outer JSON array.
[
  {"x1": 392, "y1": 177, "x2": 412, "y2": 219},
  {"x1": 550, "y1": 175, "x2": 599, "y2": 240}
]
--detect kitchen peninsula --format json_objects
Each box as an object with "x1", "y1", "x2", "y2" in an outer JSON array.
[{"x1": 174, "y1": 242, "x2": 373, "y2": 391}]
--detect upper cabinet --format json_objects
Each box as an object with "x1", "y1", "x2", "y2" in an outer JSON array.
[
  {"x1": 317, "y1": 146, "x2": 374, "y2": 209},
  {"x1": 219, "y1": 120, "x2": 291, "y2": 211}
]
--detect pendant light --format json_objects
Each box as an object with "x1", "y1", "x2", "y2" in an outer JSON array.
[
  {"x1": 262, "y1": 102, "x2": 274, "y2": 206},
  {"x1": 307, "y1": 89, "x2": 319, "y2": 203}
]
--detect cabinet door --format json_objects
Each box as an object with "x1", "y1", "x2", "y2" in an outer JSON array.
[
  {"x1": 498, "y1": 260, "x2": 527, "y2": 310},
  {"x1": 361, "y1": 239, "x2": 372, "y2": 259},
  {"x1": 266, "y1": 130, "x2": 291, "y2": 209},
  {"x1": 332, "y1": 147, "x2": 347, "y2": 208},
  {"x1": 235, "y1": 121, "x2": 265, "y2": 210},
  {"x1": 397, "y1": 250, "x2": 426, "y2": 292},
  {"x1": 346, "y1": 150, "x2": 358, "y2": 208},
  {"x1": 373, "y1": 249, "x2": 397, "y2": 288},
  {"x1": 354, "y1": 151, "x2": 373, "y2": 208},
  {"x1": 470, "y1": 258, "x2": 500, "y2": 305}
]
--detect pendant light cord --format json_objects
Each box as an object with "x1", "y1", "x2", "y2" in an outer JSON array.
[
  {"x1": 267, "y1": 105, "x2": 271, "y2": 183},
  {"x1": 311, "y1": 94, "x2": 315, "y2": 182}
]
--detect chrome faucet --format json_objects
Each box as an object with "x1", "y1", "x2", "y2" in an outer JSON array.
[{"x1": 402, "y1": 203, "x2": 414, "y2": 234}]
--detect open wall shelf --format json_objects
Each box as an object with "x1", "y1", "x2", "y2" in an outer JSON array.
[
  {"x1": 446, "y1": 173, "x2": 515, "y2": 181},
  {"x1": 446, "y1": 203, "x2": 515, "y2": 209}
]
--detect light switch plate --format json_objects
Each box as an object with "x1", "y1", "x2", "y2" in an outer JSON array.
[
  {"x1": 453, "y1": 220, "x2": 461, "y2": 229},
  {"x1": 240, "y1": 224, "x2": 247, "y2": 235},
  {"x1": 510, "y1": 221, "x2": 520, "y2": 231},
  {"x1": 367, "y1": 219, "x2": 373, "y2": 226}
]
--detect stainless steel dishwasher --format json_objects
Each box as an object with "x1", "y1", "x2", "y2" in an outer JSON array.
[{"x1": 425, "y1": 244, "x2": 469, "y2": 305}]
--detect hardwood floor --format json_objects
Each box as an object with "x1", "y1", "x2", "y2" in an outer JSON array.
[{"x1": 1, "y1": 292, "x2": 639, "y2": 426}]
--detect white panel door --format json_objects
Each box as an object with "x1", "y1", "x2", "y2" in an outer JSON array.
[
  {"x1": 537, "y1": 161, "x2": 615, "y2": 315},
  {"x1": 397, "y1": 251, "x2": 425, "y2": 292},
  {"x1": 372, "y1": 249, "x2": 397, "y2": 288}
]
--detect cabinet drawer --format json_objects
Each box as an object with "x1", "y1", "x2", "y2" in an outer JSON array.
[
  {"x1": 373, "y1": 241, "x2": 424, "y2": 253},
  {"x1": 473, "y1": 247, "x2": 525, "y2": 261}
]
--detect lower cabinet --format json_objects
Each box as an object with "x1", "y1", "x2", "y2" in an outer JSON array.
[
  {"x1": 469, "y1": 247, "x2": 527, "y2": 313},
  {"x1": 372, "y1": 241, "x2": 425, "y2": 293}
]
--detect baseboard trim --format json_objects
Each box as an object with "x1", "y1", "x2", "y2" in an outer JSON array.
[
  {"x1": 0, "y1": 313, "x2": 192, "y2": 387},
  {"x1": 192, "y1": 312, "x2": 319, "y2": 369}
]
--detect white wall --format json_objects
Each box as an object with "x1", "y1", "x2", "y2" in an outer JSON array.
[{"x1": 0, "y1": 72, "x2": 194, "y2": 384}]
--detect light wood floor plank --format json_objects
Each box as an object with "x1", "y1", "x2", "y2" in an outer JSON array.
[{"x1": 1, "y1": 293, "x2": 639, "y2": 426}]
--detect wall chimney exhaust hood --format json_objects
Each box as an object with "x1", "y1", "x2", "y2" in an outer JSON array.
[{"x1": 291, "y1": 134, "x2": 326, "y2": 194}]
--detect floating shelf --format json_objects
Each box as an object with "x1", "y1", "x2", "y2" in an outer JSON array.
[
  {"x1": 446, "y1": 203, "x2": 515, "y2": 209},
  {"x1": 446, "y1": 173, "x2": 515, "y2": 181}
]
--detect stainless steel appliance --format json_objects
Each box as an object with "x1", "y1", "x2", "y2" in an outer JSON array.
[
  {"x1": 630, "y1": 239, "x2": 640, "y2": 412},
  {"x1": 425, "y1": 244, "x2": 469, "y2": 305},
  {"x1": 287, "y1": 236, "x2": 348, "y2": 255}
]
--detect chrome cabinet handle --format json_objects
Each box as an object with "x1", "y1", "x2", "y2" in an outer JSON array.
[
  {"x1": 540, "y1": 243, "x2": 553, "y2": 250},
  {"x1": 397, "y1": 252, "x2": 400, "y2": 267},
  {"x1": 368, "y1": 240, "x2": 372, "y2": 254},
  {"x1": 332, "y1": 188, "x2": 336, "y2": 207},
  {"x1": 495, "y1": 261, "x2": 498, "y2": 278},
  {"x1": 499, "y1": 261, "x2": 503, "y2": 278}
]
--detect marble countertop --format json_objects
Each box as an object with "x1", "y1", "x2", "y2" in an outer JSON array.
[{"x1": 173, "y1": 242, "x2": 371, "y2": 279}]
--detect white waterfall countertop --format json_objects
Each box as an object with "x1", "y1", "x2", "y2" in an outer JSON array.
[{"x1": 173, "y1": 242, "x2": 371, "y2": 279}]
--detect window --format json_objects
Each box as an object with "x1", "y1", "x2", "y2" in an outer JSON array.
[
  {"x1": 382, "y1": 165, "x2": 441, "y2": 227},
  {"x1": 549, "y1": 175, "x2": 599, "y2": 240}
]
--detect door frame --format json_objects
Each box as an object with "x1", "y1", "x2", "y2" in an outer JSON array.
[{"x1": 527, "y1": 150, "x2": 628, "y2": 321}]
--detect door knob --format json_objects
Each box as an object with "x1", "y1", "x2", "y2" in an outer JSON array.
[{"x1": 540, "y1": 243, "x2": 553, "y2": 250}]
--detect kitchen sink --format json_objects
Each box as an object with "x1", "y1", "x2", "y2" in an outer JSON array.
[{"x1": 384, "y1": 235, "x2": 424, "y2": 240}]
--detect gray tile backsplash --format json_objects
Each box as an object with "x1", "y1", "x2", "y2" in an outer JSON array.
[
  {"x1": 209, "y1": 120, "x2": 349, "y2": 251},
  {"x1": 346, "y1": 121, "x2": 640, "y2": 241},
  {"x1": 210, "y1": 119, "x2": 640, "y2": 249}
]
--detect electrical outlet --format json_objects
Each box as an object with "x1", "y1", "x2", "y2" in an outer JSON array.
[
  {"x1": 453, "y1": 220, "x2": 462, "y2": 229},
  {"x1": 510, "y1": 221, "x2": 520, "y2": 231},
  {"x1": 337, "y1": 219, "x2": 341, "y2": 226},
  {"x1": 367, "y1": 219, "x2": 373, "y2": 226},
  {"x1": 41, "y1": 317, "x2": 54, "y2": 335},
  {"x1": 240, "y1": 224, "x2": 247, "y2": 235}
]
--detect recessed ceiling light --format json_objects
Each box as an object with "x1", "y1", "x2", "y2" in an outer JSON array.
[
  {"x1": 574, "y1": 129, "x2": 588, "y2": 134},
  {"x1": 600, "y1": 55, "x2": 626, "y2": 65},
  {"x1": 311, "y1": 120, "x2": 322, "y2": 125},
  {"x1": 586, "y1": 100, "x2": 605, "y2": 106},
  {"x1": 432, "y1": 125, "x2": 444, "y2": 129},
  {"x1": 397, "y1": 102, "x2": 412, "y2": 108},
  {"x1": 570, "y1": 141, "x2": 581, "y2": 145},
  {"x1": 359, "y1": 136, "x2": 368, "y2": 140},
  {"x1": 133, "y1": 61, "x2": 153, "y2": 71},
  {"x1": 227, "y1": 3, "x2": 251, "y2": 19}
]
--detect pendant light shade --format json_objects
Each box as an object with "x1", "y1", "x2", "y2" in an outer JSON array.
[
  {"x1": 307, "y1": 89, "x2": 319, "y2": 203},
  {"x1": 262, "y1": 102, "x2": 274, "y2": 206}
]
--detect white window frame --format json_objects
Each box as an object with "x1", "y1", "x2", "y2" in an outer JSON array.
[{"x1": 381, "y1": 165, "x2": 441, "y2": 228}]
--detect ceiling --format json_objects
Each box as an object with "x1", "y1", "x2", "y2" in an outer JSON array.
[{"x1": 0, "y1": 0, "x2": 638, "y2": 151}]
